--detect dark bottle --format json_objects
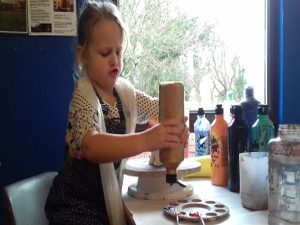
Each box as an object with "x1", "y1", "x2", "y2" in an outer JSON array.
[
  {"x1": 228, "y1": 105, "x2": 248, "y2": 193},
  {"x1": 240, "y1": 86, "x2": 260, "y2": 128},
  {"x1": 251, "y1": 105, "x2": 275, "y2": 152},
  {"x1": 240, "y1": 86, "x2": 260, "y2": 149},
  {"x1": 228, "y1": 105, "x2": 238, "y2": 126}
]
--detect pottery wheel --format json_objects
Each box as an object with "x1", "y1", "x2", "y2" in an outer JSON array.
[{"x1": 123, "y1": 158, "x2": 201, "y2": 200}]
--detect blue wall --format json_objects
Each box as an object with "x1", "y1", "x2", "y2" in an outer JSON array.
[
  {"x1": 0, "y1": 36, "x2": 75, "y2": 223},
  {"x1": 279, "y1": 0, "x2": 300, "y2": 124}
]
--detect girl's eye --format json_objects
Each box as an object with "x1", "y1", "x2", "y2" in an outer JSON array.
[
  {"x1": 100, "y1": 52, "x2": 110, "y2": 57},
  {"x1": 99, "y1": 48, "x2": 122, "y2": 57}
]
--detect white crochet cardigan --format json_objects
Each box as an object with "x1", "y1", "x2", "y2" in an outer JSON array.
[{"x1": 77, "y1": 76, "x2": 137, "y2": 225}]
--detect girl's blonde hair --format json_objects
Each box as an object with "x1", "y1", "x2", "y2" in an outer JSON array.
[{"x1": 75, "y1": 0, "x2": 128, "y2": 78}]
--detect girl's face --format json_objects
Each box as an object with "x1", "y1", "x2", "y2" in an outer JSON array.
[{"x1": 78, "y1": 19, "x2": 123, "y2": 91}]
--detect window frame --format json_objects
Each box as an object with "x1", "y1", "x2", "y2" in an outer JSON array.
[{"x1": 267, "y1": 0, "x2": 279, "y2": 132}]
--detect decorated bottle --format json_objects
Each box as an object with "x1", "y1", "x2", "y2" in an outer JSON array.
[
  {"x1": 210, "y1": 104, "x2": 228, "y2": 186},
  {"x1": 194, "y1": 108, "x2": 210, "y2": 156},
  {"x1": 251, "y1": 105, "x2": 275, "y2": 152}
]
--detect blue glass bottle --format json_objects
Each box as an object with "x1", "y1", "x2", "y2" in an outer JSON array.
[{"x1": 194, "y1": 108, "x2": 210, "y2": 156}]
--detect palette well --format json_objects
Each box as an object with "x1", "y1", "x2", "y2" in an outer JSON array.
[{"x1": 164, "y1": 198, "x2": 229, "y2": 222}]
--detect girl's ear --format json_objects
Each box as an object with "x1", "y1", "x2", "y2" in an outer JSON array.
[{"x1": 76, "y1": 46, "x2": 87, "y2": 67}]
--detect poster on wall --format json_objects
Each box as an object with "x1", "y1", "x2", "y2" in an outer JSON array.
[
  {"x1": 0, "y1": 0, "x2": 27, "y2": 33},
  {"x1": 28, "y1": 0, "x2": 76, "y2": 36}
]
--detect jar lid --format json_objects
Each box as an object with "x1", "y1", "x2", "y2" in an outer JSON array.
[
  {"x1": 279, "y1": 124, "x2": 300, "y2": 138},
  {"x1": 279, "y1": 124, "x2": 300, "y2": 131}
]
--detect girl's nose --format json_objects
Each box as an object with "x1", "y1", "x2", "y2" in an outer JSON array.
[{"x1": 110, "y1": 54, "x2": 118, "y2": 66}]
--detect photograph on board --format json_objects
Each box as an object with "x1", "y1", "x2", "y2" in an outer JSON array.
[{"x1": 0, "y1": 0, "x2": 27, "y2": 33}]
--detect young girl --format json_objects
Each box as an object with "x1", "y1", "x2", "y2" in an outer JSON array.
[{"x1": 45, "y1": 1, "x2": 189, "y2": 224}]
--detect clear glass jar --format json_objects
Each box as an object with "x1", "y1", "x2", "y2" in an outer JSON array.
[{"x1": 268, "y1": 124, "x2": 300, "y2": 225}]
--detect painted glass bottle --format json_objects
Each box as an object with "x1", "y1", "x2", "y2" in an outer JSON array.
[
  {"x1": 251, "y1": 104, "x2": 275, "y2": 152},
  {"x1": 194, "y1": 108, "x2": 211, "y2": 156},
  {"x1": 210, "y1": 104, "x2": 228, "y2": 186}
]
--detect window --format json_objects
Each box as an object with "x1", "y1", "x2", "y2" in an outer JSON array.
[
  {"x1": 120, "y1": 0, "x2": 269, "y2": 158},
  {"x1": 120, "y1": 0, "x2": 267, "y2": 110}
]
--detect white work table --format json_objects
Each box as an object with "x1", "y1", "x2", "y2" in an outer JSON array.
[{"x1": 122, "y1": 175, "x2": 268, "y2": 225}]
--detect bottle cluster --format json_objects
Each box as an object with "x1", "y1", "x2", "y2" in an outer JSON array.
[{"x1": 204, "y1": 87, "x2": 275, "y2": 193}]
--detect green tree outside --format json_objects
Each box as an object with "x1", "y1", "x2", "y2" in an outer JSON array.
[{"x1": 120, "y1": 0, "x2": 247, "y2": 106}]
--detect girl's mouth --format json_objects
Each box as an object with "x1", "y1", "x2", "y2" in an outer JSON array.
[{"x1": 110, "y1": 68, "x2": 120, "y2": 77}]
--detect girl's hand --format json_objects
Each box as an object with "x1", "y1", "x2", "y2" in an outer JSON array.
[{"x1": 144, "y1": 116, "x2": 189, "y2": 151}]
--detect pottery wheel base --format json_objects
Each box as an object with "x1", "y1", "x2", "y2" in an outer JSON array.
[
  {"x1": 127, "y1": 176, "x2": 194, "y2": 200},
  {"x1": 124, "y1": 158, "x2": 201, "y2": 200}
]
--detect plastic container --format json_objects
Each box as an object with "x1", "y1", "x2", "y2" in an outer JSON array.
[
  {"x1": 228, "y1": 105, "x2": 248, "y2": 193},
  {"x1": 159, "y1": 82, "x2": 184, "y2": 185},
  {"x1": 210, "y1": 104, "x2": 228, "y2": 186},
  {"x1": 239, "y1": 152, "x2": 268, "y2": 210},
  {"x1": 268, "y1": 124, "x2": 300, "y2": 225},
  {"x1": 251, "y1": 105, "x2": 275, "y2": 152},
  {"x1": 194, "y1": 108, "x2": 210, "y2": 156}
]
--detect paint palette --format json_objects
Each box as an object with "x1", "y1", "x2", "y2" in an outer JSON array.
[{"x1": 164, "y1": 198, "x2": 229, "y2": 222}]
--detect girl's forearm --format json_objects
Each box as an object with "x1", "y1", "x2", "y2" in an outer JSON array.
[{"x1": 82, "y1": 131, "x2": 149, "y2": 163}]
